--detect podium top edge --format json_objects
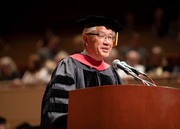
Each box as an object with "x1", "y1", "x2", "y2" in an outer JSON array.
[{"x1": 70, "y1": 84, "x2": 180, "y2": 93}]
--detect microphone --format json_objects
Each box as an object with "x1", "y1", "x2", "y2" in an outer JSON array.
[
  {"x1": 112, "y1": 59, "x2": 156, "y2": 86},
  {"x1": 112, "y1": 59, "x2": 141, "y2": 81},
  {"x1": 112, "y1": 59, "x2": 132, "y2": 75},
  {"x1": 120, "y1": 61, "x2": 147, "y2": 77}
]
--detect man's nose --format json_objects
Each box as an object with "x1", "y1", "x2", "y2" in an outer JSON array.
[{"x1": 103, "y1": 39, "x2": 110, "y2": 46}]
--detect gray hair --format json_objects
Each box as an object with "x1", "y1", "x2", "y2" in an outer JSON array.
[
  {"x1": 82, "y1": 26, "x2": 97, "y2": 34},
  {"x1": 0, "y1": 56, "x2": 18, "y2": 76}
]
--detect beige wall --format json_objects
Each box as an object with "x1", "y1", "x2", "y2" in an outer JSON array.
[{"x1": 0, "y1": 87, "x2": 45, "y2": 129}]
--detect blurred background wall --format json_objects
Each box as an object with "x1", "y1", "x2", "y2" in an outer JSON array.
[{"x1": 0, "y1": 0, "x2": 180, "y2": 74}]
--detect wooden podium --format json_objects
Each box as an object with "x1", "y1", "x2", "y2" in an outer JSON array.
[{"x1": 67, "y1": 85, "x2": 180, "y2": 129}]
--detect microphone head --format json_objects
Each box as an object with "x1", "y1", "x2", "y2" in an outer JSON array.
[
  {"x1": 112, "y1": 59, "x2": 120, "y2": 68},
  {"x1": 112, "y1": 59, "x2": 132, "y2": 75},
  {"x1": 120, "y1": 61, "x2": 126, "y2": 65}
]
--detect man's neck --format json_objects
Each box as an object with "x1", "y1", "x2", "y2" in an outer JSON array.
[
  {"x1": 82, "y1": 49, "x2": 102, "y2": 61},
  {"x1": 82, "y1": 49, "x2": 91, "y2": 58}
]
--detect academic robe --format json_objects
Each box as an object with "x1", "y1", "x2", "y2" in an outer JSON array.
[{"x1": 40, "y1": 53, "x2": 123, "y2": 129}]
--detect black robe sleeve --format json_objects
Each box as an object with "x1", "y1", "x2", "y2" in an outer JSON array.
[{"x1": 40, "y1": 56, "x2": 123, "y2": 129}]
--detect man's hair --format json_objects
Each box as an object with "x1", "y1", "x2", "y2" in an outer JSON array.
[
  {"x1": 82, "y1": 27, "x2": 96, "y2": 46},
  {"x1": 82, "y1": 26, "x2": 97, "y2": 35}
]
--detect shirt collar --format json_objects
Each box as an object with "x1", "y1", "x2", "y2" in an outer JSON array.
[{"x1": 82, "y1": 49, "x2": 93, "y2": 59}]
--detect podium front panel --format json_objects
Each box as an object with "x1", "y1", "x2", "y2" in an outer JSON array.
[{"x1": 67, "y1": 85, "x2": 180, "y2": 129}]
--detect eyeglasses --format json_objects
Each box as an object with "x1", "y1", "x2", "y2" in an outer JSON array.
[{"x1": 86, "y1": 33, "x2": 115, "y2": 42}]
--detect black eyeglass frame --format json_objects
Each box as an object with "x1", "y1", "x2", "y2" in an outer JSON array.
[{"x1": 85, "y1": 33, "x2": 115, "y2": 40}]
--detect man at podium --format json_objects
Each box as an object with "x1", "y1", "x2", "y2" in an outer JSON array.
[{"x1": 40, "y1": 15, "x2": 124, "y2": 129}]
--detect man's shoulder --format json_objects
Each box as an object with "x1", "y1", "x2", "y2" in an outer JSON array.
[{"x1": 56, "y1": 55, "x2": 76, "y2": 65}]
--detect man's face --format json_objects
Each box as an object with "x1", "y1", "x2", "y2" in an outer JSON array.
[{"x1": 84, "y1": 26, "x2": 114, "y2": 61}]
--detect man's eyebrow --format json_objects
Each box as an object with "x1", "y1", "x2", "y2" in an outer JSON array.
[
  {"x1": 99, "y1": 31, "x2": 113, "y2": 35},
  {"x1": 99, "y1": 30, "x2": 105, "y2": 33}
]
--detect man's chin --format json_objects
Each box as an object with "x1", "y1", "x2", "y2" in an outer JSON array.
[{"x1": 101, "y1": 53, "x2": 110, "y2": 59}]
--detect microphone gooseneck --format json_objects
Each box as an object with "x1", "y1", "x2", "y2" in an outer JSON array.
[
  {"x1": 112, "y1": 59, "x2": 156, "y2": 86},
  {"x1": 121, "y1": 61, "x2": 147, "y2": 77}
]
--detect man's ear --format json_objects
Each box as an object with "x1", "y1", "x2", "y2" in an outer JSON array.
[{"x1": 83, "y1": 34, "x2": 88, "y2": 44}]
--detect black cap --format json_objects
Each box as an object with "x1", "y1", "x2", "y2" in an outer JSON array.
[{"x1": 76, "y1": 15, "x2": 123, "y2": 32}]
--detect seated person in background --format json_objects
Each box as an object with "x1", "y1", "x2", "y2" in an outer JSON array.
[
  {"x1": 119, "y1": 32, "x2": 148, "y2": 65},
  {"x1": 22, "y1": 54, "x2": 50, "y2": 85},
  {"x1": 0, "y1": 116, "x2": 6, "y2": 129},
  {"x1": 37, "y1": 35, "x2": 62, "y2": 61},
  {"x1": 172, "y1": 53, "x2": 180, "y2": 74},
  {"x1": 117, "y1": 50, "x2": 145, "y2": 81},
  {"x1": 71, "y1": 34, "x2": 84, "y2": 54},
  {"x1": 146, "y1": 46, "x2": 170, "y2": 78},
  {"x1": 43, "y1": 60, "x2": 56, "y2": 82},
  {"x1": 151, "y1": 7, "x2": 168, "y2": 37},
  {"x1": 53, "y1": 50, "x2": 69, "y2": 64},
  {"x1": 172, "y1": 54, "x2": 180, "y2": 83},
  {"x1": 123, "y1": 12, "x2": 136, "y2": 34},
  {"x1": 0, "y1": 56, "x2": 21, "y2": 85},
  {"x1": 173, "y1": 65, "x2": 180, "y2": 73},
  {"x1": 168, "y1": 10, "x2": 180, "y2": 40},
  {"x1": 40, "y1": 15, "x2": 124, "y2": 129}
]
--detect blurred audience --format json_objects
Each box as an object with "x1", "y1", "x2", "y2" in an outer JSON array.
[
  {"x1": 16, "y1": 123, "x2": 32, "y2": 129},
  {"x1": 0, "y1": 56, "x2": 22, "y2": 85},
  {"x1": 1, "y1": 8, "x2": 180, "y2": 88},
  {"x1": 126, "y1": 50, "x2": 145, "y2": 72},
  {"x1": 37, "y1": 35, "x2": 61, "y2": 61},
  {"x1": 146, "y1": 46, "x2": 170, "y2": 78},
  {"x1": 168, "y1": 10, "x2": 180, "y2": 42},
  {"x1": 16, "y1": 122, "x2": 40, "y2": 129},
  {"x1": 71, "y1": 34, "x2": 84, "y2": 54},
  {"x1": 151, "y1": 7, "x2": 168, "y2": 37},
  {"x1": 0, "y1": 36, "x2": 10, "y2": 53},
  {"x1": 36, "y1": 28, "x2": 55, "y2": 51},
  {"x1": 172, "y1": 54, "x2": 180, "y2": 83},
  {"x1": 123, "y1": 12, "x2": 136, "y2": 34},
  {"x1": 54, "y1": 50, "x2": 69, "y2": 64},
  {"x1": 119, "y1": 32, "x2": 149, "y2": 65},
  {"x1": 43, "y1": 59, "x2": 56, "y2": 81},
  {"x1": 172, "y1": 54, "x2": 180, "y2": 73},
  {"x1": 117, "y1": 50, "x2": 145, "y2": 80},
  {"x1": 0, "y1": 117, "x2": 6, "y2": 129},
  {"x1": 22, "y1": 54, "x2": 49, "y2": 85},
  {"x1": 105, "y1": 48, "x2": 119, "y2": 65}
]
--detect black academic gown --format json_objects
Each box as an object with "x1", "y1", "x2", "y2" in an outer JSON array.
[{"x1": 40, "y1": 53, "x2": 123, "y2": 129}]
